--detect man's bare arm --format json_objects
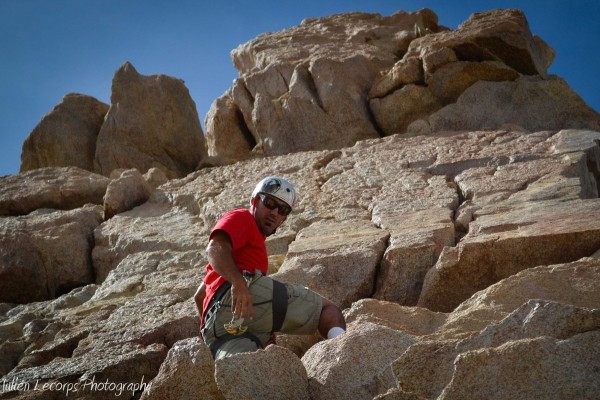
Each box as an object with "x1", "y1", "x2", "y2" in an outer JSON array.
[
  {"x1": 207, "y1": 230, "x2": 254, "y2": 320},
  {"x1": 194, "y1": 282, "x2": 206, "y2": 316}
]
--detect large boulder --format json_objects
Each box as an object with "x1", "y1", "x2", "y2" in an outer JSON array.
[
  {"x1": 205, "y1": 95, "x2": 255, "y2": 163},
  {"x1": 392, "y1": 299, "x2": 600, "y2": 399},
  {"x1": 215, "y1": 345, "x2": 310, "y2": 400},
  {"x1": 404, "y1": 8, "x2": 554, "y2": 78},
  {"x1": 374, "y1": 9, "x2": 600, "y2": 136},
  {"x1": 20, "y1": 93, "x2": 109, "y2": 173},
  {"x1": 94, "y1": 62, "x2": 207, "y2": 179},
  {"x1": 139, "y1": 337, "x2": 222, "y2": 400},
  {"x1": 302, "y1": 322, "x2": 417, "y2": 400},
  {"x1": 440, "y1": 332, "x2": 600, "y2": 400}
]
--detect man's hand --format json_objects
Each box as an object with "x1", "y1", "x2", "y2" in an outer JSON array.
[{"x1": 230, "y1": 278, "x2": 253, "y2": 320}]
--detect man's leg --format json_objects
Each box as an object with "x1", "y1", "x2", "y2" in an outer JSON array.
[
  {"x1": 318, "y1": 297, "x2": 346, "y2": 339},
  {"x1": 278, "y1": 282, "x2": 345, "y2": 339}
]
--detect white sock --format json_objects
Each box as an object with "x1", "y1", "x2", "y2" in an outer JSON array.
[{"x1": 327, "y1": 327, "x2": 345, "y2": 339}]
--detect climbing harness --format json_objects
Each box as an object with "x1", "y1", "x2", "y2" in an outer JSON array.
[{"x1": 203, "y1": 272, "x2": 289, "y2": 359}]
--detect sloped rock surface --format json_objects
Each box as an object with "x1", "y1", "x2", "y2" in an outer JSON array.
[
  {"x1": 2, "y1": 127, "x2": 599, "y2": 399},
  {"x1": 419, "y1": 129, "x2": 600, "y2": 312},
  {"x1": 439, "y1": 258, "x2": 600, "y2": 338}
]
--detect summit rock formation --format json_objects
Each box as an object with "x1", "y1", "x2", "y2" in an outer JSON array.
[
  {"x1": 2, "y1": 7, "x2": 600, "y2": 400},
  {"x1": 206, "y1": 8, "x2": 598, "y2": 163}
]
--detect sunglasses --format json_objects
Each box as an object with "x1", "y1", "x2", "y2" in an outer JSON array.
[{"x1": 258, "y1": 194, "x2": 292, "y2": 216}]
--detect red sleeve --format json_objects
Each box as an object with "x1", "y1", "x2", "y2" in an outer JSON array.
[{"x1": 210, "y1": 209, "x2": 255, "y2": 252}]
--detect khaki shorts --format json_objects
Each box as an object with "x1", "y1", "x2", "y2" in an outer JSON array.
[{"x1": 201, "y1": 272, "x2": 322, "y2": 360}]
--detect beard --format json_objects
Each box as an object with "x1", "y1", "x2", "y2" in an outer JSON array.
[{"x1": 258, "y1": 219, "x2": 277, "y2": 236}]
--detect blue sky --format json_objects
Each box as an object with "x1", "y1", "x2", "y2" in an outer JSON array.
[{"x1": 1, "y1": 0, "x2": 598, "y2": 177}]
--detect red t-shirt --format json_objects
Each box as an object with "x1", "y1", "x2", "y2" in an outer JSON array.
[{"x1": 202, "y1": 208, "x2": 268, "y2": 318}]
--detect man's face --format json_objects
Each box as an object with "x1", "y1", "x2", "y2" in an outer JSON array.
[{"x1": 251, "y1": 194, "x2": 290, "y2": 236}]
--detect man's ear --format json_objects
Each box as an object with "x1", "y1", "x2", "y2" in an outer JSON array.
[{"x1": 250, "y1": 196, "x2": 258, "y2": 209}]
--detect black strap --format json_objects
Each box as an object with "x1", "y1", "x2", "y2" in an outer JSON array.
[
  {"x1": 271, "y1": 280, "x2": 288, "y2": 332},
  {"x1": 210, "y1": 281, "x2": 232, "y2": 307}
]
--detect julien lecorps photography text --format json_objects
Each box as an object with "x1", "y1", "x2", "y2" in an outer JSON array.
[{"x1": 1, "y1": 375, "x2": 150, "y2": 397}]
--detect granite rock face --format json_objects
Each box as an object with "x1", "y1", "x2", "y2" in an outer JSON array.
[
  {"x1": 2, "y1": 128, "x2": 599, "y2": 399},
  {"x1": 2, "y1": 7, "x2": 600, "y2": 400},
  {"x1": 139, "y1": 337, "x2": 223, "y2": 400}
]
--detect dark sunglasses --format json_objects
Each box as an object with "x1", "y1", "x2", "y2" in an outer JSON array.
[{"x1": 258, "y1": 194, "x2": 292, "y2": 216}]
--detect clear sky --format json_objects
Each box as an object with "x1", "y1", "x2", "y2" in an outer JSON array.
[{"x1": 1, "y1": 0, "x2": 598, "y2": 177}]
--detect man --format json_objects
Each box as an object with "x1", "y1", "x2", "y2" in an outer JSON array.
[{"x1": 195, "y1": 176, "x2": 346, "y2": 359}]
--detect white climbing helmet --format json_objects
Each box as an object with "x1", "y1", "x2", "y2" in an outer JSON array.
[{"x1": 252, "y1": 176, "x2": 297, "y2": 208}]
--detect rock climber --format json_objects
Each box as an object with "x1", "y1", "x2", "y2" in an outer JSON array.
[{"x1": 194, "y1": 176, "x2": 346, "y2": 359}]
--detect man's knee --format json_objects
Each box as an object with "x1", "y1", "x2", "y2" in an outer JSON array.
[
  {"x1": 318, "y1": 296, "x2": 346, "y2": 338},
  {"x1": 320, "y1": 297, "x2": 343, "y2": 318}
]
